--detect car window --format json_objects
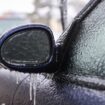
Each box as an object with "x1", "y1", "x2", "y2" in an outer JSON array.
[{"x1": 68, "y1": 0, "x2": 105, "y2": 79}]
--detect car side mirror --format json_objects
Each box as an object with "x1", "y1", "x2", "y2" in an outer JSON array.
[{"x1": 0, "y1": 24, "x2": 56, "y2": 73}]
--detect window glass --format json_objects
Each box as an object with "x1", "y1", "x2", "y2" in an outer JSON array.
[{"x1": 68, "y1": 0, "x2": 105, "y2": 79}]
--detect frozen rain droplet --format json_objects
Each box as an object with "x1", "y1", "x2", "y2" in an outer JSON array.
[
  {"x1": 33, "y1": 74, "x2": 37, "y2": 105},
  {"x1": 1, "y1": 103, "x2": 6, "y2": 105},
  {"x1": 35, "y1": 61, "x2": 38, "y2": 63},
  {"x1": 29, "y1": 74, "x2": 37, "y2": 105},
  {"x1": 29, "y1": 74, "x2": 33, "y2": 101},
  {"x1": 16, "y1": 71, "x2": 19, "y2": 84},
  {"x1": 12, "y1": 71, "x2": 20, "y2": 84}
]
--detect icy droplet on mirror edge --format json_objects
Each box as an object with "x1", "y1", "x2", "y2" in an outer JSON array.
[{"x1": 29, "y1": 74, "x2": 37, "y2": 105}]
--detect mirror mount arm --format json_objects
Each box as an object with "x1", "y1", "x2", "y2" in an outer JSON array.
[
  {"x1": 55, "y1": 19, "x2": 81, "y2": 72},
  {"x1": 0, "y1": 24, "x2": 57, "y2": 74}
]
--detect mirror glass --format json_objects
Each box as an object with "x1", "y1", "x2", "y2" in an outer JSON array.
[{"x1": 1, "y1": 28, "x2": 51, "y2": 66}]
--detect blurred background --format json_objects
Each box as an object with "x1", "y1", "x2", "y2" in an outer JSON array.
[{"x1": 0, "y1": 0, "x2": 90, "y2": 40}]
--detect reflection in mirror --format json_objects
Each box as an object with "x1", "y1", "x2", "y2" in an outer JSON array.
[{"x1": 1, "y1": 29, "x2": 51, "y2": 66}]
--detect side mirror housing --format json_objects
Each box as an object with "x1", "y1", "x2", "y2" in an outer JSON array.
[{"x1": 0, "y1": 24, "x2": 56, "y2": 73}]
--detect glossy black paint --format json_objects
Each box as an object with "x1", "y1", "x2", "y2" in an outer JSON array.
[
  {"x1": 0, "y1": 24, "x2": 56, "y2": 73},
  {"x1": 1, "y1": 70, "x2": 105, "y2": 105}
]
